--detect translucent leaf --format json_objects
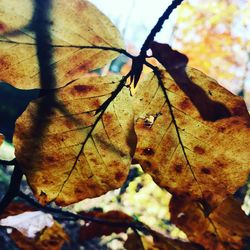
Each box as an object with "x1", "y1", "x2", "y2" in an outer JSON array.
[
  {"x1": 134, "y1": 67, "x2": 250, "y2": 209},
  {"x1": 0, "y1": 0, "x2": 124, "y2": 89},
  {"x1": 13, "y1": 75, "x2": 135, "y2": 205}
]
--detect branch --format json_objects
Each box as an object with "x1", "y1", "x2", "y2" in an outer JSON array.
[
  {"x1": 0, "y1": 163, "x2": 23, "y2": 214},
  {"x1": 139, "y1": 0, "x2": 185, "y2": 56},
  {"x1": 18, "y1": 191, "x2": 149, "y2": 234}
]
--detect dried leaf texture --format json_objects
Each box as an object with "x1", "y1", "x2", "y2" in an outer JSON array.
[
  {"x1": 170, "y1": 196, "x2": 250, "y2": 250},
  {"x1": 0, "y1": 0, "x2": 124, "y2": 89},
  {"x1": 134, "y1": 67, "x2": 250, "y2": 208},
  {"x1": 13, "y1": 76, "x2": 135, "y2": 205}
]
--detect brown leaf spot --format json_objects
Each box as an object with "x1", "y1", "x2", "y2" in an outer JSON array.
[
  {"x1": 91, "y1": 99, "x2": 100, "y2": 108},
  {"x1": 232, "y1": 106, "x2": 245, "y2": 116},
  {"x1": 0, "y1": 23, "x2": 7, "y2": 33},
  {"x1": 45, "y1": 156, "x2": 55, "y2": 163},
  {"x1": 142, "y1": 148, "x2": 155, "y2": 156},
  {"x1": 73, "y1": 85, "x2": 95, "y2": 93},
  {"x1": 64, "y1": 120, "x2": 74, "y2": 129},
  {"x1": 103, "y1": 113, "x2": 113, "y2": 123},
  {"x1": 67, "y1": 61, "x2": 92, "y2": 76},
  {"x1": 143, "y1": 160, "x2": 152, "y2": 169},
  {"x1": 217, "y1": 126, "x2": 226, "y2": 133},
  {"x1": 201, "y1": 167, "x2": 211, "y2": 175},
  {"x1": 115, "y1": 171, "x2": 125, "y2": 182},
  {"x1": 77, "y1": 1, "x2": 88, "y2": 10},
  {"x1": 92, "y1": 35, "x2": 103, "y2": 44},
  {"x1": 202, "y1": 190, "x2": 213, "y2": 202},
  {"x1": 194, "y1": 146, "x2": 205, "y2": 155},
  {"x1": 0, "y1": 56, "x2": 10, "y2": 70},
  {"x1": 174, "y1": 164, "x2": 183, "y2": 173},
  {"x1": 179, "y1": 98, "x2": 192, "y2": 110}
]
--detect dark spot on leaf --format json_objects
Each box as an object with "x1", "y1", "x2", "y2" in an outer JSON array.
[
  {"x1": 217, "y1": 126, "x2": 226, "y2": 133},
  {"x1": 91, "y1": 99, "x2": 100, "y2": 108},
  {"x1": 45, "y1": 156, "x2": 55, "y2": 162},
  {"x1": 115, "y1": 171, "x2": 124, "y2": 182},
  {"x1": 64, "y1": 120, "x2": 73, "y2": 129},
  {"x1": 142, "y1": 148, "x2": 154, "y2": 155},
  {"x1": 0, "y1": 23, "x2": 6, "y2": 32},
  {"x1": 194, "y1": 146, "x2": 205, "y2": 154},
  {"x1": 232, "y1": 106, "x2": 245, "y2": 116},
  {"x1": 174, "y1": 164, "x2": 183, "y2": 173},
  {"x1": 73, "y1": 85, "x2": 95, "y2": 93},
  {"x1": 179, "y1": 98, "x2": 192, "y2": 110},
  {"x1": 103, "y1": 113, "x2": 113, "y2": 123},
  {"x1": 230, "y1": 119, "x2": 240, "y2": 125},
  {"x1": 201, "y1": 167, "x2": 211, "y2": 175},
  {"x1": 143, "y1": 160, "x2": 152, "y2": 169}
]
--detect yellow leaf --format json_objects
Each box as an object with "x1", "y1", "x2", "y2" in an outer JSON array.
[
  {"x1": 0, "y1": 0, "x2": 124, "y2": 89},
  {"x1": 13, "y1": 75, "x2": 135, "y2": 205},
  {"x1": 134, "y1": 67, "x2": 250, "y2": 209}
]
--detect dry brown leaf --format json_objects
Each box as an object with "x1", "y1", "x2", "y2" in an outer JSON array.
[
  {"x1": 124, "y1": 231, "x2": 203, "y2": 250},
  {"x1": 11, "y1": 221, "x2": 68, "y2": 250},
  {"x1": 0, "y1": 0, "x2": 124, "y2": 89},
  {"x1": 170, "y1": 195, "x2": 250, "y2": 250},
  {"x1": 13, "y1": 75, "x2": 135, "y2": 205},
  {"x1": 0, "y1": 202, "x2": 68, "y2": 250},
  {"x1": 134, "y1": 67, "x2": 250, "y2": 209},
  {"x1": 79, "y1": 210, "x2": 133, "y2": 242}
]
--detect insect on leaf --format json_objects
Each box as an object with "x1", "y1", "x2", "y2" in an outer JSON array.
[
  {"x1": 134, "y1": 67, "x2": 250, "y2": 209},
  {"x1": 13, "y1": 75, "x2": 135, "y2": 205},
  {"x1": 0, "y1": 0, "x2": 124, "y2": 89}
]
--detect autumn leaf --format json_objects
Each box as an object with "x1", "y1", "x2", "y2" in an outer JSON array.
[
  {"x1": 79, "y1": 210, "x2": 133, "y2": 242},
  {"x1": 170, "y1": 195, "x2": 250, "y2": 250},
  {"x1": 124, "y1": 231, "x2": 203, "y2": 250},
  {"x1": 134, "y1": 67, "x2": 250, "y2": 209},
  {"x1": 0, "y1": 0, "x2": 124, "y2": 89},
  {"x1": 13, "y1": 75, "x2": 135, "y2": 205},
  {"x1": 0, "y1": 202, "x2": 68, "y2": 250}
]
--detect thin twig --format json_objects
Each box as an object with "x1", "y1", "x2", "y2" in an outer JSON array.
[
  {"x1": 0, "y1": 163, "x2": 23, "y2": 214},
  {"x1": 140, "y1": 0, "x2": 185, "y2": 56}
]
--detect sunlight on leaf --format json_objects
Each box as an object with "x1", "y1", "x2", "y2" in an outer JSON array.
[
  {"x1": 13, "y1": 75, "x2": 135, "y2": 205},
  {"x1": 134, "y1": 67, "x2": 250, "y2": 209},
  {"x1": 0, "y1": 0, "x2": 124, "y2": 89}
]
